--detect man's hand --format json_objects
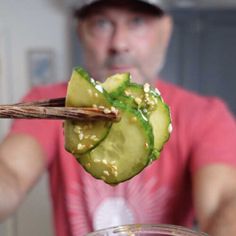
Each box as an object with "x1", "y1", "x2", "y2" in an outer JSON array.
[
  {"x1": 0, "y1": 133, "x2": 46, "y2": 221},
  {"x1": 193, "y1": 164, "x2": 236, "y2": 235}
]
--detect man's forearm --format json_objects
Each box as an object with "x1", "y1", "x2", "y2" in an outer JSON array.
[
  {"x1": 0, "y1": 160, "x2": 22, "y2": 221},
  {"x1": 204, "y1": 197, "x2": 236, "y2": 235}
]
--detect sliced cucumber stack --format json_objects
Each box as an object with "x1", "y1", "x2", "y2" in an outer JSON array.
[{"x1": 64, "y1": 67, "x2": 172, "y2": 184}]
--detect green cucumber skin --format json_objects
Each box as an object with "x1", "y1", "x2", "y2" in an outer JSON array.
[{"x1": 77, "y1": 101, "x2": 154, "y2": 185}]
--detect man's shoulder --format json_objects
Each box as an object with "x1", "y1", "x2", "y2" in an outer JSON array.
[
  {"x1": 157, "y1": 79, "x2": 223, "y2": 108},
  {"x1": 157, "y1": 79, "x2": 233, "y2": 121},
  {"x1": 23, "y1": 82, "x2": 67, "y2": 101}
]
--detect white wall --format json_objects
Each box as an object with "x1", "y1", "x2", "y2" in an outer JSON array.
[
  {"x1": 0, "y1": 0, "x2": 70, "y2": 235},
  {"x1": 0, "y1": 0, "x2": 70, "y2": 103}
]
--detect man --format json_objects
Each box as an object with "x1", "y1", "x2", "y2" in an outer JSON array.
[{"x1": 0, "y1": 0, "x2": 236, "y2": 235}]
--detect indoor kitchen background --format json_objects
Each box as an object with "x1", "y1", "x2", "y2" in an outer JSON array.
[{"x1": 0, "y1": 0, "x2": 236, "y2": 235}]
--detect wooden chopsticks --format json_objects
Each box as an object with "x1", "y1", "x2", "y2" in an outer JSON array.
[{"x1": 0, "y1": 98, "x2": 119, "y2": 122}]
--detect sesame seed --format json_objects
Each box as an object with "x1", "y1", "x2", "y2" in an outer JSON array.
[
  {"x1": 102, "y1": 159, "x2": 108, "y2": 164},
  {"x1": 94, "y1": 93, "x2": 99, "y2": 97},
  {"x1": 92, "y1": 104, "x2": 98, "y2": 108},
  {"x1": 103, "y1": 170, "x2": 110, "y2": 176},
  {"x1": 111, "y1": 165, "x2": 117, "y2": 171},
  {"x1": 90, "y1": 135, "x2": 97, "y2": 141},
  {"x1": 73, "y1": 126, "x2": 81, "y2": 134},
  {"x1": 114, "y1": 171, "x2": 118, "y2": 177},
  {"x1": 144, "y1": 83, "x2": 150, "y2": 93},
  {"x1": 79, "y1": 133, "x2": 84, "y2": 140},
  {"x1": 168, "y1": 123, "x2": 173, "y2": 133},
  {"x1": 111, "y1": 106, "x2": 118, "y2": 114},
  {"x1": 125, "y1": 91, "x2": 130, "y2": 96},
  {"x1": 103, "y1": 108, "x2": 111, "y2": 114},
  {"x1": 94, "y1": 159, "x2": 101, "y2": 163},
  {"x1": 155, "y1": 88, "x2": 161, "y2": 95},
  {"x1": 134, "y1": 97, "x2": 142, "y2": 105},
  {"x1": 77, "y1": 143, "x2": 85, "y2": 150},
  {"x1": 99, "y1": 105, "x2": 105, "y2": 109}
]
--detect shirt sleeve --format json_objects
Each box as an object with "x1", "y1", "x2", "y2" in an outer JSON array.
[
  {"x1": 8, "y1": 87, "x2": 62, "y2": 166},
  {"x1": 190, "y1": 97, "x2": 236, "y2": 172}
]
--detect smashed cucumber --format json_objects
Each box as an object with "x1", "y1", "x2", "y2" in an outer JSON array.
[
  {"x1": 64, "y1": 67, "x2": 172, "y2": 184},
  {"x1": 64, "y1": 67, "x2": 113, "y2": 155},
  {"x1": 77, "y1": 101, "x2": 154, "y2": 185}
]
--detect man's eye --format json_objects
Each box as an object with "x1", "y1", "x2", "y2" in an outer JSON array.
[
  {"x1": 94, "y1": 18, "x2": 112, "y2": 30},
  {"x1": 130, "y1": 16, "x2": 146, "y2": 27}
]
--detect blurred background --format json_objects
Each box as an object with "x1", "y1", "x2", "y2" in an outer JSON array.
[{"x1": 0, "y1": 0, "x2": 236, "y2": 235}]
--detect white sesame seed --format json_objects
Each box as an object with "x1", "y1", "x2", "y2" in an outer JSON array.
[
  {"x1": 94, "y1": 93, "x2": 99, "y2": 97},
  {"x1": 111, "y1": 165, "x2": 117, "y2": 171},
  {"x1": 111, "y1": 106, "x2": 118, "y2": 114},
  {"x1": 79, "y1": 133, "x2": 84, "y2": 140},
  {"x1": 102, "y1": 159, "x2": 108, "y2": 164},
  {"x1": 125, "y1": 91, "x2": 130, "y2": 96},
  {"x1": 134, "y1": 97, "x2": 142, "y2": 105},
  {"x1": 103, "y1": 170, "x2": 110, "y2": 176},
  {"x1": 99, "y1": 105, "x2": 105, "y2": 109},
  {"x1": 155, "y1": 88, "x2": 161, "y2": 95},
  {"x1": 114, "y1": 171, "x2": 118, "y2": 177},
  {"x1": 92, "y1": 104, "x2": 98, "y2": 108},
  {"x1": 168, "y1": 123, "x2": 173, "y2": 133},
  {"x1": 103, "y1": 108, "x2": 111, "y2": 114},
  {"x1": 90, "y1": 135, "x2": 97, "y2": 141},
  {"x1": 73, "y1": 126, "x2": 81, "y2": 134},
  {"x1": 94, "y1": 159, "x2": 101, "y2": 163},
  {"x1": 144, "y1": 83, "x2": 150, "y2": 93},
  {"x1": 77, "y1": 143, "x2": 85, "y2": 150}
]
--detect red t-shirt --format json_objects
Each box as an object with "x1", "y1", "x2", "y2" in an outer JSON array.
[{"x1": 10, "y1": 80, "x2": 236, "y2": 235}]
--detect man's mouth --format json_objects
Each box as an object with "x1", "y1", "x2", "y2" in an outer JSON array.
[{"x1": 108, "y1": 65, "x2": 134, "y2": 72}]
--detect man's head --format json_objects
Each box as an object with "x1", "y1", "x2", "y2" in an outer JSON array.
[{"x1": 75, "y1": 0, "x2": 173, "y2": 85}]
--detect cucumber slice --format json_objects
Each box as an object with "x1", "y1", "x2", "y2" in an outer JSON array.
[
  {"x1": 101, "y1": 73, "x2": 130, "y2": 98},
  {"x1": 149, "y1": 97, "x2": 172, "y2": 152},
  {"x1": 77, "y1": 101, "x2": 154, "y2": 185},
  {"x1": 120, "y1": 83, "x2": 172, "y2": 155},
  {"x1": 64, "y1": 67, "x2": 112, "y2": 155}
]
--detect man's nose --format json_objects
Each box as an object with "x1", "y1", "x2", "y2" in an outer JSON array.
[{"x1": 109, "y1": 25, "x2": 129, "y2": 53}]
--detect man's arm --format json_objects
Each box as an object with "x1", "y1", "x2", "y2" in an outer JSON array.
[
  {"x1": 0, "y1": 133, "x2": 46, "y2": 221},
  {"x1": 193, "y1": 164, "x2": 236, "y2": 235}
]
